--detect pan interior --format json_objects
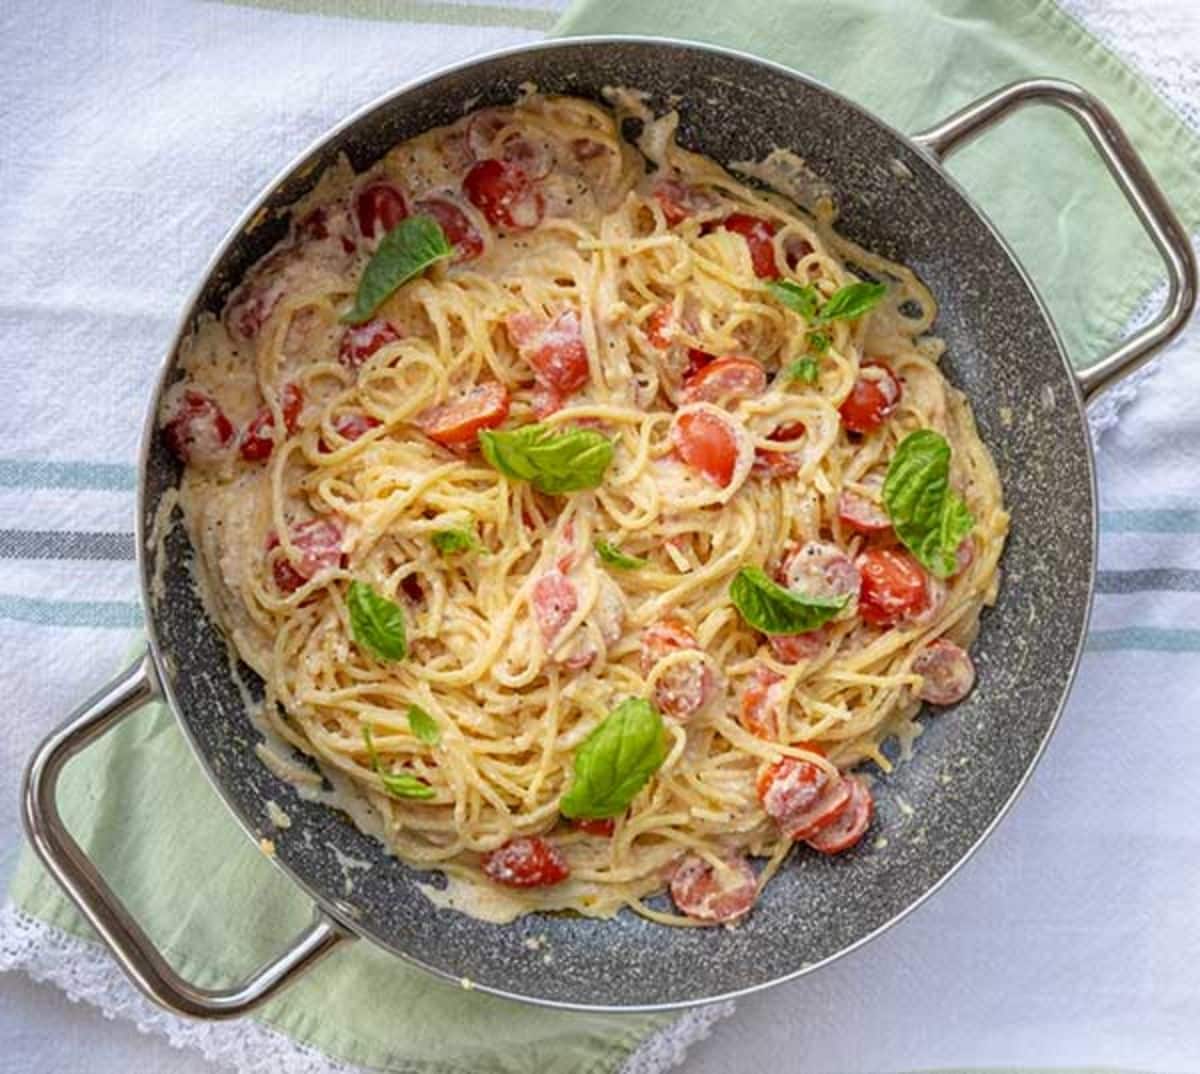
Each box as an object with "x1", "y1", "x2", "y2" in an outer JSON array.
[{"x1": 143, "y1": 39, "x2": 1093, "y2": 1009}]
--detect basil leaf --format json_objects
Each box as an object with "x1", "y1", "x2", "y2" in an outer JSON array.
[
  {"x1": 730, "y1": 565, "x2": 847, "y2": 635},
  {"x1": 342, "y1": 215, "x2": 452, "y2": 326},
  {"x1": 765, "y1": 279, "x2": 820, "y2": 320},
  {"x1": 348, "y1": 580, "x2": 407, "y2": 661},
  {"x1": 432, "y1": 527, "x2": 478, "y2": 556},
  {"x1": 808, "y1": 331, "x2": 831, "y2": 354},
  {"x1": 816, "y1": 281, "x2": 887, "y2": 324},
  {"x1": 479, "y1": 423, "x2": 614, "y2": 494},
  {"x1": 362, "y1": 724, "x2": 434, "y2": 799},
  {"x1": 560, "y1": 699, "x2": 667, "y2": 819},
  {"x1": 406, "y1": 704, "x2": 441, "y2": 746},
  {"x1": 786, "y1": 357, "x2": 820, "y2": 385},
  {"x1": 882, "y1": 429, "x2": 974, "y2": 578},
  {"x1": 596, "y1": 538, "x2": 647, "y2": 570}
]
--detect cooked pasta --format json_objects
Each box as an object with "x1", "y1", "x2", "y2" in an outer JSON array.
[{"x1": 163, "y1": 88, "x2": 1008, "y2": 926}]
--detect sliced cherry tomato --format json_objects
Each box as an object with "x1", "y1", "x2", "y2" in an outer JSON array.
[
  {"x1": 400, "y1": 573, "x2": 425, "y2": 604},
  {"x1": 162, "y1": 389, "x2": 235, "y2": 465},
  {"x1": 680, "y1": 356, "x2": 766, "y2": 406},
  {"x1": 856, "y1": 547, "x2": 929, "y2": 626},
  {"x1": 640, "y1": 618, "x2": 715, "y2": 722},
  {"x1": 465, "y1": 108, "x2": 511, "y2": 159},
  {"x1": 531, "y1": 570, "x2": 579, "y2": 647},
  {"x1": 416, "y1": 382, "x2": 511, "y2": 447},
  {"x1": 572, "y1": 817, "x2": 616, "y2": 837},
  {"x1": 837, "y1": 473, "x2": 891, "y2": 533},
  {"x1": 498, "y1": 134, "x2": 554, "y2": 179},
  {"x1": 756, "y1": 757, "x2": 830, "y2": 831},
  {"x1": 913, "y1": 638, "x2": 976, "y2": 704},
  {"x1": 228, "y1": 286, "x2": 277, "y2": 341},
  {"x1": 266, "y1": 518, "x2": 344, "y2": 594},
  {"x1": 482, "y1": 836, "x2": 569, "y2": 888},
  {"x1": 719, "y1": 213, "x2": 780, "y2": 278},
  {"x1": 320, "y1": 413, "x2": 382, "y2": 453},
  {"x1": 672, "y1": 409, "x2": 741, "y2": 488},
  {"x1": 506, "y1": 309, "x2": 589, "y2": 395},
  {"x1": 778, "y1": 541, "x2": 861, "y2": 606},
  {"x1": 338, "y1": 318, "x2": 401, "y2": 371},
  {"x1": 652, "y1": 179, "x2": 698, "y2": 226},
  {"x1": 768, "y1": 627, "x2": 829, "y2": 665},
  {"x1": 558, "y1": 574, "x2": 626, "y2": 670},
  {"x1": 463, "y1": 158, "x2": 544, "y2": 230},
  {"x1": 645, "y1": 303, "x2": 675, "y2": 349},
  {"x1": 839, "y1": 362, "x2": 902, "y2": 434},
  {"x1": 414, "y1": 196, "x2": 484, "y2": 262},
  {"x1": 784, "y1": 234, "x2": 814, "y2": 267},
  {"x1": 804, "y1": 777, "x2": 873, "y2": 854},
  {"x1": 296, "y1": 205, "x2": 356, "y2": 254},
  {"x1": 740, "y1": 665, "x2": 783, "y2": 739},
  {"x1": 784, "y1": 776, "x2": 852, "y2": 840},
  {"x1": 752, "y1": 422, "x2": 807, "y2": 479},
  {"x1": 669, "y1": 854, "x2": 758, "y2": 924},
  {"x1": 240, "y1": 383, "x2": 304, "y2": 462},
  {"x1": 355, "y1": 181, "x2": 408, "y2": 240}
]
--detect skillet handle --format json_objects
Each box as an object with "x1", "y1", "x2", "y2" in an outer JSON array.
[
  {"x1": 912, "y1": 78, "x2": 1196, "y2": 403},
  {"x1": 21, "y1": 649, "x2": 352, "y2": 1020}
]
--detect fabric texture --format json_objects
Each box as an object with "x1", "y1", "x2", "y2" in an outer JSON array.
[{"x1": 3, "y1": 0, "x2": 1200, "y2": 1072}]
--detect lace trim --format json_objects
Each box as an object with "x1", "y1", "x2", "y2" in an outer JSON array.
[{"x1": 0, "y1": 901, "x2": 731, "y2": 1074}]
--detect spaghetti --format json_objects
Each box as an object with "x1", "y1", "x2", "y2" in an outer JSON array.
[{"x1": 164, "y1": 88, "x2": 1008, "y2": 925}]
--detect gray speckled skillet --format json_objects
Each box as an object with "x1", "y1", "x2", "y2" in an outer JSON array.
[{"x1": 22, "y1": 37, "x2": 1196, "y2": 1018}]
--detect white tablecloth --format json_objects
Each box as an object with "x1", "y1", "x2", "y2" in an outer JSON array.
[{"x1": 3, "y1": 1, "x2": 1200, "y2": 1072}]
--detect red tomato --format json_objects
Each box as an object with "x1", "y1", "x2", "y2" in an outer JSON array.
[
  {"x1": 482, "y1": 836, "x2": 569, "y2": 888},
  {"x1": 338, "y1": 318, "x2": 401, "y2": 371},
  {"x1": 784, "y1": 234, "x2": 814, "y2": 267},
  {"x1": 752, "y1": 422, "x2": 807, "y2": 479},
  {"x1": 417, "y1": 382, "x2": 510, "y2": 447},
  {"x1": 652, "y1": 179, "x2": 697, "y2": 226},
  {"x1": 162, "y1": 389, "x2": 235, "y2": 465},
  {"x1": 768, "y1": 627, "x2": 829, "y2": 665},
  {"x1": 228, "y1": 287, "x2": 277, "y2": 341},
  {"x1": 837, "y1": 473, "x2": 891, "y2": 533},
  {"x1": 572, "y1": 817, "x2": 616, "y2": 837},
  {"x1": 756, "y1": 757, "x2": 830, "y2": 831},
  {"x1": 319, "y1": 413, "x2": 382, "y2": 453},
  {"x1": 856, "y1": 547, "x2": 930, "y2": 626},
  {"x1": 740, "y1": 665, "x2": 783, "y2": 739},
  {"x1": 354, "y1": 181, "x2": 408, "y2": 239},
  {"x1": 839, "y1": 363, "x2": 902, "y2": 434},
  {"x1": 669, "y1": 854, "x2": 758, "y2": 924},
  {"x1": 266, "y1": 518, "x2": 344, "y2": 594},
  {"x1": 719, "y1": 213, "x2": 780, "y2": 278},
  {"x1": 778, "y1": 541, "x2": 861, "y2": 605},
  {"x1": 296, "y1": 205, "x2": 356, "y2": 254},
  {"x1": 680, "y1": 356, "x2": 766, "y2": 406},
  {"x1": 414, "y1": 196, "x2": 484, "y2": 262},
  {"x1": 640, "y1": 618, "x2": 715, "y2": 722},
  {"x1": 913, "y1": 638, "x2": 976, "y2": 704},
  {"x1": 463, "y1": 159, "x2": 544, "y2": 230},
  {"x1": 506, "y1": 309, "x2": 589, "y2": 395},
  {"x1": 672, "y1": 410, "x2": 741, "y2": 488},
  {"x1": 686, "y1": 348, "x2": 715, "y2": 377},
  {"x1": 645, "y1": 303, "x2": 674, "y2": 349},
  {"x1": 531, "y1": 570, "x2": 579, "y2": 647},
  {"x1": 240, "y1": 383, "x2": 304, "y2": 462},
  {"x1": 804, "y1": 777, "x2": 873, "y2": 854}
]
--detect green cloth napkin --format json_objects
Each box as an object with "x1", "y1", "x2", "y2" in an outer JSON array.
[{"x1": 9, "y1": 3, "x2": 1200, "y2": 1072}]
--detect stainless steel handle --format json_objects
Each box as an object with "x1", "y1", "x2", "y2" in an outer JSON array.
[
  {"x1": 21, "y1": 649, "x2": 352, "y2": 1019},
  {"x1": 912, "y1": 78, "x2": 1196, "y2": 402}
]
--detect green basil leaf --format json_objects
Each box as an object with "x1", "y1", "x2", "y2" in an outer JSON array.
[
  {"x1": 816, "y1": 280, "x2": 887, "y2": 324},
  {"x1": 479, "y1": 423, "x2": 614, "y2": 495},
  {"x1": 406, "y1": 704, "x2": 441, "y2": 746},
  {"x1": 808, "y1": 331, "x2": 831, "y2": 354},
  {"x1": 348, "y1": 580, "x2": 407, "y2": 661},
  {"x1": 786, "y1": 357, "x2": 820, "y2": 385},
  {"x1": 882, "y1": 429, "x2": 975, "y2": 578},
  {"x1": 595, "y1": 538, "x2": 648, "y2": 570},
  {"x1": 765, "y1": 279, "x2": 820, "y2": 320},
  {"x1": 730, "y1": 565, "x2": 847, "y2": 635},
  {"x1": 560, "y1": 699, "x2": 667, "y2": 819},
  {"x1": 432, "y1": 527, "x2": 478, "y2": 556},
  {"x1": 341, "y1": 215, "x2": 452, "y2": 326},
  {"x1": 362, "y1": 724, "x2": 434, "y2": 799}
]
